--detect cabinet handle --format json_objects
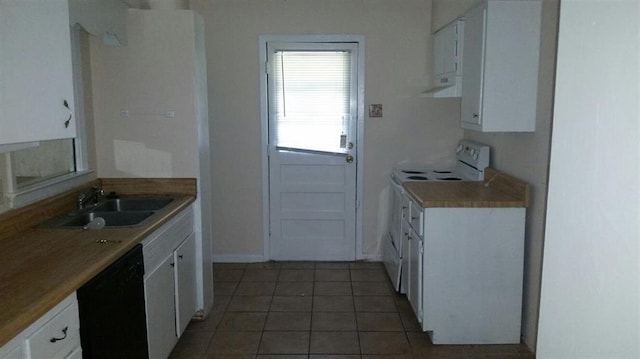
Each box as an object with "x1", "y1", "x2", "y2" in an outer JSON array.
[
  {"x1": 63, "y1": 100, "x2": 73, "y2": 128},
  {"x1": 170, "y1": 262, "x2": 175, "y2": 267},
  {"x1": 178, "y1": 254, "x2": 184, "y2": 260},
  {"x1": 472, "y1": 113, "x2": 479, "y2": 119},
  {"x1": 50, "y1": 326, "x2": 68, "y2": 343}
]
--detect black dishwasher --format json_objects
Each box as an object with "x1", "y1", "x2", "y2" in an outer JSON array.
[{"x1": 77, "y1": 244, "x2": 149, "y2": 359}]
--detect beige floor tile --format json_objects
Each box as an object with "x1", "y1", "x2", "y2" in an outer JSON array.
[
  {"x1": 265, "y1": 311, "x2": 312, "y2": 331},
  {"x1": 271, "y1": 295, "x2": 313, "y2": 311},
  {"x1": 242, "y1": 269, "x2": 280, "y2": 282},
  {"x1": 246, "y1": 262, "x2": 281, "y2": 269},
  {"x1": 227, "y1": 296, "x2": 272, "y2": 312},
  {"x1": 315, "y1": 269, "x2": 350, "y2": 281},
  {"x1": 310, "y1": 355, "x2": 361, "y2": 359},
  {"x1": 354, "y1": 296, "x2": 397, "y2": 312},
  {"x1": 356, "y1": 312, "x2": 404, "y2": 331},
  {"x1": 314, "y1": 281, "x2": 352, "y2": 296},
  {"x1": 206, "y1": 331, "x2": 262, "y2": 354},
  {"x1": 185, "y1": 312, "x2": 223, "y2": 332},
  {"x1": 399, "y1": 311, "x2": 422, "y2": 332},
  {"x1": 313, "y1": 295, "x2": 355, "y2": 312},
  {"x1": 235, "y1": 281, "x2": 276, "y2": 296},
  {"x1": 349, "y1": 262, "x2": 384, "y2": 269},
  {"x1": 217, "y1": 312, "x2": 268, "y2": 331},
  {"x1": 214, "y1": 281, "x2": 239, "y2": 296},
  {"x1": 212, "y1": 295, "x2": 232, "y2": 313},
  {"x1": 171, "y1": 330, "x2": 215, "y2": 355},
  {"x1": 310, "y1": 331, "x2": 360, "y2": 354},
  {"x1": 213, "y1": 263, "x2": 247, "y2": 270},
  {"x1": 350, "y1": 269, "x2": 388, "y2": 282},
  {"x1": 359, "y1": 332, "x2": 410, "y2": 355},
  {"x1": 274, "y1": 281, "x2": 314, "y2": 296},
  {"x1": 259, "y1": 331, "x2": 310, "y2": 354},
  {"x1": 258, "y1": 356, "x2": 308, "y2": 359},
  {"x1": 351, "y1": 282, "x2": 393, "y2": 296},
  {"x1": 280, "y1": 261, "x2": 316, "y2": 269},
  {"x1": 279, "y1": 269, "x2": 315, "y2": 281},
  {"x1": 315, "y1": 262, "x2": 350, "y2": 269},
  {"x1": 214, "y1": 269, "x2": 244, "y2": 282},
  {"x1": 312, "y1": 311, "x2": 357, "y2": 331}
]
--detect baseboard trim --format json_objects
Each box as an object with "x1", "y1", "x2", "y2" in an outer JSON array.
[
  {"x1": 212, "y1": 254, "x2": 265, "y2": 263},
  {"x1": 361, "y1": 253, "x2": 383, "y2": 261}
]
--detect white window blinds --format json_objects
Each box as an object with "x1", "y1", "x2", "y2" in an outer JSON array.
[{"x1": 273, "y1": 50, "x2": 352, "y2": 153}]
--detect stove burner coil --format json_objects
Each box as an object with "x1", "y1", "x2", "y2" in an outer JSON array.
[
  {"x1": 437, "y1": 177, "x2": 462, "y2": 181},
  {"x1": 402, "y1": 170, "x2": 425, "y2": 174},
  {"x1": 407, "y1": 176, "x2": 429, "y2": 181},
  {"x1": 433, "y1": 170, "x2": 452, "y2": 174}
]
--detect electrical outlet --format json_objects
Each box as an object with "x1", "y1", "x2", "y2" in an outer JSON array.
[{"x1": 369, "y1": 104, "x2": 383, "y2": 118}]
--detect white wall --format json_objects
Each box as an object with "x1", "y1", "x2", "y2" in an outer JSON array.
[
  {"x1": 190, "y1": 0, "x2": 463, "y2": 260},
  {"x1": 536, "y1": 1, "x2": 640, "y2": 357},
  {"x1": 91, "y1": 10, "x2": 199, "y2": 178}
]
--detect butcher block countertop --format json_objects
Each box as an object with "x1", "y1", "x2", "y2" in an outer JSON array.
[
  {"x1": 403, "y1": 168, "x2": 530, "y2": 208},
  {"x1": 0, "y1": 178, "x2": 196, "y2": 347}
]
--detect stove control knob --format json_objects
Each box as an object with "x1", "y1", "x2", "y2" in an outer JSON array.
[
  {"x1": 470, "y1": 148, "x2": 476, "y2": 156},
  {"x1": 456, "y1": 144, "x2": 463, "y2": 153},
  {"x1": 473, "y1": 153, "x2": 479, "y2": 160}
]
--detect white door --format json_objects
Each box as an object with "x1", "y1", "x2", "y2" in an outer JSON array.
[{"x1": 266, "y1": 41, "x2": 359, "y2": 261}]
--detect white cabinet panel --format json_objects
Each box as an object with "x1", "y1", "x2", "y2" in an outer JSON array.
[
  {"x1": 175, "y1": 233, "x2": 197, "y2": 337},
  {"x1": 0, "y1": 0, "x2": 76, "y2": 144},
  {"x1": 0, "y1": 294, "x2": 80, "y2": 359},
  {"x1": 461, "y1": 0, "x2": 541, "y2": 132},
  {"x1": 145, "y1": 253, "x2": 178, "y2": 359}
]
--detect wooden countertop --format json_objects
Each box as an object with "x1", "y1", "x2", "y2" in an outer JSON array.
[
  {"x1": 0, "y1": 179, "x2": 196, "y2": 347},
  {"x1": 403, "y1": 168, "x2": 529, "y2": 208}
]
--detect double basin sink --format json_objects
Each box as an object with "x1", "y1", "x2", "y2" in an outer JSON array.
[{"x1": 44, "y1": 197, "x2": 174, "y2": 228}]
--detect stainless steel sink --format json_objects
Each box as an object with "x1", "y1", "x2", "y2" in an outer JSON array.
[
  {"x1": 92, "y1": 197, "x2": 174, "y2": 212},
  {"x1": 41, "y1": 196, "x2": 175, "y2": 228},
  {"x1": 59, "y1": 211, "x2": 156, "y2": 227}
]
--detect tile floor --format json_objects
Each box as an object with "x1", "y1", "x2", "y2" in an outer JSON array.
[{"x1": 169, "y1": 261, "x2": 534, "y2": 359}]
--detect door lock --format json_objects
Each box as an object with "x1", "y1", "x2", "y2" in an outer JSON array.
[
  {"x1": 346, "y1": 155, "x2": 354, "y2": 163},
  {"x1": 347, "y1": 142, "x2": 354, "y2": 149}
]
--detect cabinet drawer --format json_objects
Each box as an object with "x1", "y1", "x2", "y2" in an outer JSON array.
[
  {"x1": 142, "y1": 206, "x2": 194, "y2": 273},
  {"x1": 26, "y1": 300, "x2": 80, "y2": 359}
]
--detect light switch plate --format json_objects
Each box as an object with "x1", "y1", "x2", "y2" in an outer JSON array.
[{"x1": 369, "y1": 104, "x2": 383, "y2": 118}]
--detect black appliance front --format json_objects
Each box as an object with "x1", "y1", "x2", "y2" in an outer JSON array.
[{"x1": 77, "y1": 244, "x2": 149, "y2": 358}]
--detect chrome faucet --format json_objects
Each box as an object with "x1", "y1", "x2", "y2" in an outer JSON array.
[{"x1": 78, "y1": 186, "x2": 104, "y2": 209}]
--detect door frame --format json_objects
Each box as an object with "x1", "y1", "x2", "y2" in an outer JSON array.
[{"x1": 259, "y1": 34, "x2": 365, "y2": 261}]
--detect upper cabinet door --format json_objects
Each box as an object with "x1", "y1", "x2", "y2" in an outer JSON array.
[
  {"x1": 460, "y1": 1, "x2": 541, "y2": 132},
  {"x1": 460, "y1": 7, "x2": 485, "y2": 127},
  {"x1": 0, "y1": 0, "x2": 76, "y2": 145}
]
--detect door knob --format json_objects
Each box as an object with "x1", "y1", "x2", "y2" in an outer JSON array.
[
  {"x1": 346, "y1": 155, "x2": 354, "y2": 163},
  {"x1": 347, "y1": 142, "x2": 354, "y2": 149}
]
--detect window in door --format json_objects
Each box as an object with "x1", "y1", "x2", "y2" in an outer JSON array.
[{"x1": 272, "y1": 49, "x2": 353, "y2": 154}]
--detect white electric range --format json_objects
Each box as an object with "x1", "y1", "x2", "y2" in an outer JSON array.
[{"x1": 383, "y1": 140, "x2": 490, "y2": 292}]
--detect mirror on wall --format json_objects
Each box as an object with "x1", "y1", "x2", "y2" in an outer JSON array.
[
  {"x1": 0, "y1": 139, "x2": 76, "y2": 201},
  {"x1": 10, "y1": 139, "x2": 75, "y2": 188}
]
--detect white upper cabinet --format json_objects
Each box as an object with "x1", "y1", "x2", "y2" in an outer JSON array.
[
  {"x1": 0, "y1": 0, "x2": 77, "y2": 145},
  {"x1": 68, "y1": 0, "x2": 128, "y2": 45},
  {"x1": 460, "y1": 0, "x2": 542, "y2": 132},
  {"x1": 423, "y1": 19, "x2": 464, "y2": 98}
]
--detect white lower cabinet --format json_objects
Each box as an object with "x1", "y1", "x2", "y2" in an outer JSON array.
[
  {"x1": 175, "y1": 234, "x2": 197, "y2": 337},
  {"x1": 142, "y1": 207, "x2": 196, "y2": 359},
  {"x1": 145, "y1": 253, "x2": 178, "y2": 359},
  {"x1": 402, "y1": 193, "x2": 526, "y2": 344},
  {"x1": 0, "y1": 293, "x2": 81, "y2": 359}
]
